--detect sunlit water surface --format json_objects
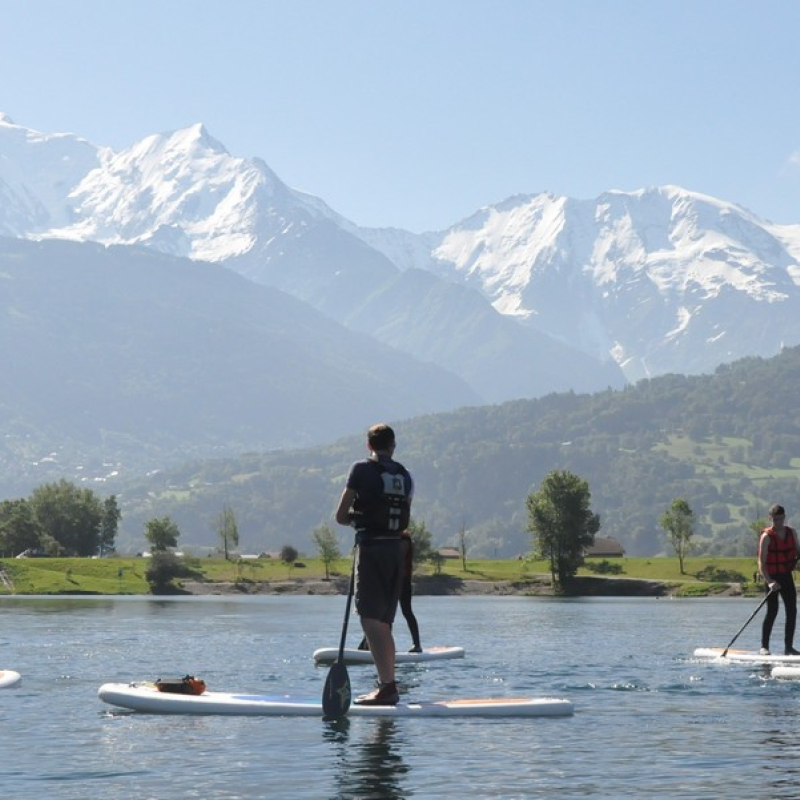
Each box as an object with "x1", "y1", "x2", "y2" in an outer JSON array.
[{"x1": 1, "y1": 594, "x2": 798, "y2": 799}]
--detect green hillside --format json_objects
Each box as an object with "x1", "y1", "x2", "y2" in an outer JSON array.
[{"x1": 109, "y1": 346, "x2": 800, "y2": 558}]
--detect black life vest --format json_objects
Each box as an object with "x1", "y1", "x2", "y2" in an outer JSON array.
[{"x1": 355, "y1": 461, "x2": 411, "y2": 534}]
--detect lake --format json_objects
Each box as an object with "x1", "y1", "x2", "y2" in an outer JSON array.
[{"x1": 0, "y1": 594, "x2": 797, "y2": 799}]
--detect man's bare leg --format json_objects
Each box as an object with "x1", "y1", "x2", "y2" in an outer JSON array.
[{"x1": 361, "y1": 617, "x2": 395, "y2": 685}]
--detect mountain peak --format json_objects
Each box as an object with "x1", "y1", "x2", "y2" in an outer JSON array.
[{"x1": 167, "y1": 122, "x2": 229, "y2": 155}]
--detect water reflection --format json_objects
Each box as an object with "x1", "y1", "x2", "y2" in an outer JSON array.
[{"x1": 327, "y1": 717, "x2": 409, "y2": 800}]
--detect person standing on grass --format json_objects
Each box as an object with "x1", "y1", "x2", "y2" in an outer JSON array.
[
  {"x1": 335, "y1": 423, "x2": 413, "y2": 706},
  {"x1": 758, "y1": 504, "x2": 800, "y2": 656}
]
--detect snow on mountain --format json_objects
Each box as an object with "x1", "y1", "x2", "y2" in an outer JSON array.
[
  {"x1": 0, "y1": 114, "x2": 102, "y2": 234},
  {"x1": 50, "y1": 124, "x2": 309, "y2": 262},
  {"x1": 371, "y1": 186, "x2": 800, "y2": 381}
]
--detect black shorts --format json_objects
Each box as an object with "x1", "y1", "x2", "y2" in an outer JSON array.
[{"x1": 354, "y1": 538, "x2": 403, "y2": 624}]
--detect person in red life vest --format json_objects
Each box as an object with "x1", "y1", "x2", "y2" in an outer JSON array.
[
  {"x1": 335, "y1": 423, "x2": 414, "y2": 706},
  {"x1": 758, "y1": 504, "x2": 800, "y2": 655}
]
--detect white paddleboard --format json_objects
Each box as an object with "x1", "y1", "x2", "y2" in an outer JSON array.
[
  {"x1": 0, "y1": 670, "x2": 22, "y2": 689},
  {"x1": 313, "y1": 646, "x2": 465, "y2": 665},
  {"x1": 98, "y1": 682, "x2": 573, "y2": 718},
  {"x1": 772, "y1": 666, "x2": 800, "y2": 679},
  {"x1": 693, "y1": 647, "x2": 800, "y2": 664}
]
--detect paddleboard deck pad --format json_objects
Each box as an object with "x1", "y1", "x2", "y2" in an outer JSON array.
[
  {"x1": 693, "y1": 647, "x2": 800, "y2": 664},
  {"x1": 0, "y1": 670, "x2": 22, "y2": 689},
  {"x1": 313, "y1": 646, "x2": 465, "y2": 665},
  {"x1": 98, "y1": 682, "x2": 573, "y2": 718}
]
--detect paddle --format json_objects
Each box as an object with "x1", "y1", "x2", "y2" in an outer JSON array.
[
  {"x1": 322, "y1": 551, "x2": 356, "y2": 719},
  {"x1": 721, "y1": 586, "x2": 777, "y2": 657}
]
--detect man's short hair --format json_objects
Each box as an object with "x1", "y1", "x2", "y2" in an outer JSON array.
[
  {"x1": 368, "y1": 423, "x2": 395, "y2": 452},
  {"x1": 770, "y1": 504, "x2": 786, "y2": 517}
]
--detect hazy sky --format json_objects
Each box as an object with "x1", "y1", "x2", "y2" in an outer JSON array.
[{"x1": 3, "y1": 0, "x2": 799, "y2": 232}]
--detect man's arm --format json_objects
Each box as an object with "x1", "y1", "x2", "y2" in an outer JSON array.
[{"x1": 335, "y1": 487, "x2": 357, "y2": 526}]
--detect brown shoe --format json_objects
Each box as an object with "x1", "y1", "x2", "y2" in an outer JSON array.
[{"x1": 354, "y1": 681, "x2": 399, "y2": 706}]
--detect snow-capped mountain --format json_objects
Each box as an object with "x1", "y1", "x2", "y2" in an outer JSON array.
[
  {"x1": 407, "y1": 188, "x2": 800, "y2": 381},
  {"x1": 0, "y1": 112, "x2": 103, "y2": 234},
  {"x1": 3, "y1": 113, "x2": 798, "y2": 386},
  {"x1": 0, "y1": 114, "x2": 623, "y2": 402}
]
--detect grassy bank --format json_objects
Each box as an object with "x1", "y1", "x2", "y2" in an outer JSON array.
[{"x1": 0, "y1": 555, "x2": 760, "y2": 596}]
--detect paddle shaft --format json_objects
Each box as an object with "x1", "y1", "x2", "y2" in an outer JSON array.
[
  {"x1": 337, "y1": 552, "x2": 356, "y2": 658},
  {"x1": 721, "y1": 587, "x2": 776, "y2": 657},
  {"x1": 321, "y1": 548, "x2": 356, "y2": 718}
]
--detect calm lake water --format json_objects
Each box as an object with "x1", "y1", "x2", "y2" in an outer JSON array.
[{"x1": 1, "y1": 594, "x2": 798, "y2": 799}]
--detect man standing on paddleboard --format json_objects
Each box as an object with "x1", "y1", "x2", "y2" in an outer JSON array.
[
  {"x1": 758, "y1": 504, "x2": 800, "y2": 655},
  {"x1": 335, "y1": 423, "x2": 414, "y2": 705}
]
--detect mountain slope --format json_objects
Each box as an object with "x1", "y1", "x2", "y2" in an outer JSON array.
[
  {"x1": 110, "y1": 345, "x2": 800, "y2": 558},
  {"x1": 0, "y1": 237, "x2": 478, "y2": 496},
  {"x1": 0, "y1": 115, "x2": 628, "y2": 401}
]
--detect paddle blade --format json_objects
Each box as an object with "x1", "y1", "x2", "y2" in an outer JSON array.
[{"x1": 322, "y1": 661, "x2": 351, "y2": 719}]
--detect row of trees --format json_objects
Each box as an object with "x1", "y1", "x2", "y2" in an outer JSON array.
[
  {"x1": 524, "y1": 469, "x2": 764, "y2": 589},
  {"x1": 1, "y1": 472, "x2": 755, "y2": 594}
]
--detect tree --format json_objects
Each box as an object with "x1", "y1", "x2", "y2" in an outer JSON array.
[
  {"x1": 526, "y1": 469, "x2": 600, "y2": 589},
  {"x1": 280, "y1": 544, "x2": 299, "y2": 577},
  {"x1": 660, "y1": 498, "x2": 694, "y2": 574},
  {"x1": 0, "y1": 499, "x2": 46, "y2": 557},
  {"x1": 215, "y1": 504, "x2": 239, "y2": 560},
  {"x1": 458, "y1": 523, "x2": 468, "y2": 572},
  {"x1": 407, "y1": 518, "x2": 434, "y2": 566},
  {"x1": 144, "y1": 516, "x2": 180, "y2": 552},
  {"x1": 99, "y1": 495, "x2": 121, "y2": 556},
  {"x1": 29, "y1": 479, "x2": 104, "y2": 556},
  {"x1": 312, "y1": 524, "x2": 341, "y2": 580}
]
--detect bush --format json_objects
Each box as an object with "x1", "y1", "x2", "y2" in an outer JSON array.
[
  {"x1": 145, "y1": 552, "x2": 202, "y2": 593},
  {"x1": 585, "y1": 559, "x2": 623, "y2": 575}
]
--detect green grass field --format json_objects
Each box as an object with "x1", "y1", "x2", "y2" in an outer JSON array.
[{"x1": 0, "y1": 554, "x2": 761, "y2": 596}]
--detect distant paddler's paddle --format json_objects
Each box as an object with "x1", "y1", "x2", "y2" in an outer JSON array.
[
  {"x1": 721, "y1": 586, "x2": 777, "y2": 658},
  {"x1": 322, "y1": 550, "x2": 356, "y2": 719}
]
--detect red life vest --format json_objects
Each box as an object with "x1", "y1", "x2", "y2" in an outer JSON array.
[{"x1": 764, "y1": 526, "x2": 798, "y2": 575}]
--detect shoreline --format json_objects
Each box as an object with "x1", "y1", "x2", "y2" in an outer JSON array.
[{"x1": 178, "y1": 575, "x2": 735, "y2": 598}]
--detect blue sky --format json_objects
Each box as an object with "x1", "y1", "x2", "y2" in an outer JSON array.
[{"x1": 3, "y1": 0, "x2": 800, "y2": 232}]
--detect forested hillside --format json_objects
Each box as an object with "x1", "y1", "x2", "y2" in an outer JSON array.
[{"x1": 111, "y1": 346, "x2": 800, "y2": 558}]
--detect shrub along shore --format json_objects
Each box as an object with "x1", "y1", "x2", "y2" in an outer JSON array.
[{"x1": 0, "y1": 556, "x2": 761, "y2": 597}]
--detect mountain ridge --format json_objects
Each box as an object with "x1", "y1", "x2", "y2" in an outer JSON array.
[{"x1": 8, "y1": 114, "x2": 800, "y2": 388}]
